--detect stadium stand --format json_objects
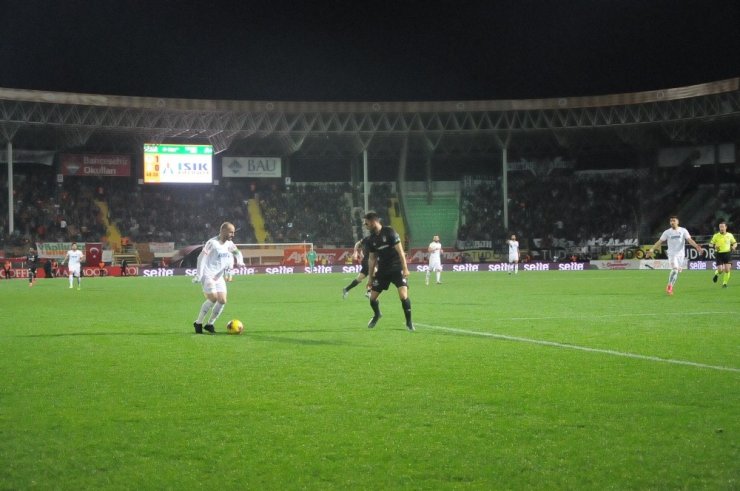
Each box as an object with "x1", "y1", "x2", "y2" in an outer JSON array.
[
  {"x1": 404, "y1": 193, "x2": 459, "y2": 248},
  {"x1": 4, "y1": 162, "x2": 740, "y2": 263},
  {"x1": 367, "y1": 183, "x2": 393, "y2": 225},
  {"x1": 257, "y1": 183, "x2": 354, "y2": 246},
  {"x1": 0, "y1": 168, "x2": 740, "y2": 262},
  {"x1": 458, "y1": 172, "x2": 642, "y2": 260},
  {"x1": 247, "y1": 198, "x2": 268, "y2": 243},
  {"x1": 387, "y1": 197, "x2": 407, "y2": 247}
]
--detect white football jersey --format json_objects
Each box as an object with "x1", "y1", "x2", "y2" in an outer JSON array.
[
  {"x1": 66, "y1": 249, "x2": 83, "y2": 268},
  {"x1": 198, "y1": 237, "x2": 240, "y2": 280},
  {"x1": 428, "y1": 241, "x2": 442, "y2": 262},
  {"x1": 659, "y1": 227, "x2": 691, "y2": 257},
  {"x1": 508, "y1": 240, "x2": 519, "y2": 258}
]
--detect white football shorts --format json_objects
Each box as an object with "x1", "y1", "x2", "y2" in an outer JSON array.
[
  {"x1": 201, "y1": 276, "x2": 227, "y2": 294},
  {"x1": 667, "y1": 253, "x2": 686, "y2": 271}
]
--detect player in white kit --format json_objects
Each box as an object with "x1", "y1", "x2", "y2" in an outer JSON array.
[
  {"x1": 62, "y1": 242, "x2": 85, "y2": 290},
  {"x1": 426, "y1": 235, "x2": 443, "y2": 285},
  {"x1": 648, "y1": 216, "x2": 703, "y2": 295},
  {"x1": 506, "y1": 234, "x2": 520, "y2": 275},
  {"x1": 192, "y1": 222, "x2": 245, "y2": 334}
]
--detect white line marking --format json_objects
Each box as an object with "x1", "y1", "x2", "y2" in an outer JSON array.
[
  {"x1": 507, "y1": 311, "x2": 739, "y2": 321},
  {"x1": 417, "y1": 323, "x2": 740, "y2": 373}
]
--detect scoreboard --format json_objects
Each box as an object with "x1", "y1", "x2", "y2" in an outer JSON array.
[{"x1": 143, "y1": 144, "x2": 213, "y2": 183}]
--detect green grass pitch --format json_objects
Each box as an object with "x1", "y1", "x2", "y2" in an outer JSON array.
[{"x1": 1, "y1": 270, "x2": 738, "y2": 489}]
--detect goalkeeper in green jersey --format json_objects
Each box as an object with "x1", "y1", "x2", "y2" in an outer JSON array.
[
  {"x1": 709, "y1": 220, "x2": 737, "y2": 288},
  {"x1": 306, "y1": 245, "x2": 318, "y2": 272}
]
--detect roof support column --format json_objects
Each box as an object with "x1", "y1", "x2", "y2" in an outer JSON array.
[
  {"x1": 425, "y1": 157, "x2": 432, "y2": 203},
  {"x1": 6, "y1": 141, "x2": 13, "y2": 235},
  {"x1": 502, "y1": 147, "x2": 508, "y2": 231},
  {"x1": 362, "y1": 149, "x2": 369, "y2": 213}
]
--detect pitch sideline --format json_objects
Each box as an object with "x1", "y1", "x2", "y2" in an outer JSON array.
[{"x1": 416, "y1": 323, "x2": 740, "y2": 373}]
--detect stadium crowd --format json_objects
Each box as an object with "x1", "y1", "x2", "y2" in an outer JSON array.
[
  {"x1": 3, "y1": 163, "x2": 739, "y2": 260},
  {"x1": 1, "y1": 169, "x2": 105, "y2": 248},
  {"x1": 258, "y1": 182, "x2": 354, "y2": 246},
  {"x1": 107, "y1": 178, "x2": 253, "y2": 245},
  {"x1": 1, "y1": 172, "x2": 364, "y2": 252},
  {"x1": 459, "y1": 173, "x2": 641, "y2": 254}
]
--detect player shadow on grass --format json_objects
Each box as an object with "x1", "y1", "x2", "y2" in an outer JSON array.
[
  {"x1": 249, "y1": 331, "x2": 366, "y2": 347},
  {"x1": 13, "y1": 331, "x2": 189, "y2": 338},
  {"x1": 244, "y1": 332, "x2": 372, "y2": 347}
]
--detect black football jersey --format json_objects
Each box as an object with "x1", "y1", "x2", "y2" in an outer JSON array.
[{"x1": 366, "y1": 226, "x2": 402, "y2": 272}]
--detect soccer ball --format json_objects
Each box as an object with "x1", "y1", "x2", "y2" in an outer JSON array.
[{"x1": 226, "y1": 319, "x2": 244, "y2": 335}]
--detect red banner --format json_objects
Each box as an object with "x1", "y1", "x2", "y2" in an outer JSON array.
[
  {"x1": 85, "y1": 243, "x2": 103, "y2": 266},
  {"x1": 60, "y1": 154, "x2": 131, "y2": 176}
]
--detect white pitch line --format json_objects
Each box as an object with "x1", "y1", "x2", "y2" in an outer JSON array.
[
  {"x1": 417, "y1": 323, "x2": 740, "y2": 373},
  {"x1": 506, "y1": 311, "x2": 739, "y2": 321}
]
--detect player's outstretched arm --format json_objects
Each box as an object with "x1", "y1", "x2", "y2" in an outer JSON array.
[
  {"x1": 647, "y1": 239, "x2": 664, "y2": 257},
  {"x1": 686, "y1": 237, "x2": 703, "y2": 254}
]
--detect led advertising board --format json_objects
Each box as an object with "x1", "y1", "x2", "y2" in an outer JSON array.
[{"x1": 143, "y1": 144, "x2": 213, "y2": 183}]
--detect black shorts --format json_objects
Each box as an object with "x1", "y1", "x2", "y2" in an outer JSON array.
[
  {"x1": 715, "y1": 251, "x2": 731, "y2": 265},
  {"x1": 360, "y1": 258, "x2": 369, "y2": 277},
  {"x1": 371, "y1": 270, "x2": 408, "y2": 292}
]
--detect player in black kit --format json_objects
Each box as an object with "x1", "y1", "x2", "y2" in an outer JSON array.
[
  {"x1": 26, "y1": 247, "x2": 39, "y2": 287},
  {"x1": 363, "y1": 212, "x2": 414, "y2": 331}
]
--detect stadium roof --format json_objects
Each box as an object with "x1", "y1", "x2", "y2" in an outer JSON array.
[{"x1": 1, "y1": 78, "x2": 738, "y2": 160}]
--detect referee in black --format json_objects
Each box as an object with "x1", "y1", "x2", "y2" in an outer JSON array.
[{"x1": 363, "y1": 212, "x2": 414, "y2": 331}]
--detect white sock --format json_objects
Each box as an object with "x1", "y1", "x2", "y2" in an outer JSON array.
[
  {"x1": 436, "y1": 271, "x2": 441, "y2": 282},
  {"x1": 69, "y1": 274, "x2": 73, "y2": 287},
  {"x1": 515, "y1": 263, "x2": 518, "y2": 274},
  {"x1": 208, "y1": 302, "x2": 225, "y2": 325},
  {"x1": 196, "y1": 300, "x2": 214, "y2": 324}
]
